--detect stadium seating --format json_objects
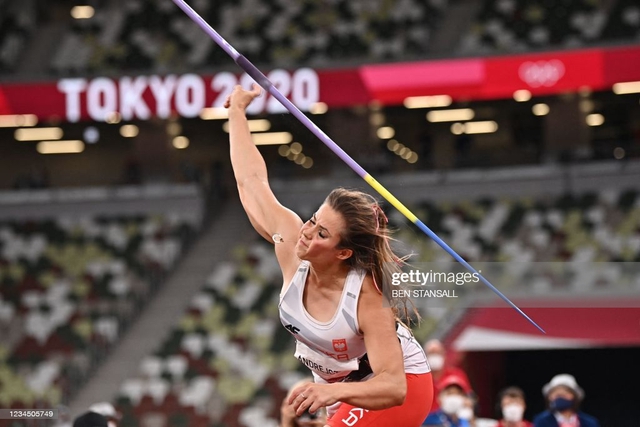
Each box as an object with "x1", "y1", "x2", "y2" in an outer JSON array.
[
  {"x1": 0, "y1": 214, "x2": 197, "y2": 414},
  {"x1": 391, "y1": 187, "x2": 640, "y2": 299},
  {"x1": 0, "y1": 0, "x2": 37, "y2": 72},
  {"x1": 112, "y1": 241, "x2": 293, "y2": 427},
  {"x1": 44, "y1": 0, "x2": 640, "y2": 75},
  {"x1": 396, "y1": 188, "x2": 640, "y2": 264},
  {"x1": 602, "y1": 0, "x2": 640, "y2": 41},
  {"x1": 459, "y1": 0, "x2": 610, "y2": 54},
  {"x1": 49, "y1": 0, "x2": 450, "y2": 74}
]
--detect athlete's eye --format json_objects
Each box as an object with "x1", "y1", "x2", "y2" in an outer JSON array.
[{"x1": 308, "y1": 215, "x2": 327, "y2": 238}]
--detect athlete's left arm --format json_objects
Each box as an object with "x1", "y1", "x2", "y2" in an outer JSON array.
[{"x1": 290, "y1": 278, "x2": 407, "y2": 414}]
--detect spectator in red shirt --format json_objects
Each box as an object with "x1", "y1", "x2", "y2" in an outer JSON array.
[
  {"x1": 496, "y1": 387, "x2": 533, "y2": 427},
  {"x1": 424, "y1": 339, "x2": 471, "y2": 412}
]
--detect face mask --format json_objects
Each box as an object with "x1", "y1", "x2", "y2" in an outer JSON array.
[
  {"x1": 550, "y1": 397, "x2": 574, "y2": 411},
  {"x1": 502, "y1": 404, "x2": 524, "y2": 422},
  {"x1": 428, "y1": 354, "x2": 445, "y2": 371},
  {"x1": 457, "y1": 407, "x2": 474, "y2": 420},
  {"x1": 441, "y1": 395, "x2": 465, "y2": 415}
]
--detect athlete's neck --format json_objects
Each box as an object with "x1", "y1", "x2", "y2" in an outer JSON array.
[{"x1": 307, "y1": 261, "x2": 350, "y2": 290}]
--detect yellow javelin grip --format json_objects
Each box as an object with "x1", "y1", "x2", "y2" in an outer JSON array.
[{"x1": 364, "y1": 175, "x2": 419, "y2": 223}]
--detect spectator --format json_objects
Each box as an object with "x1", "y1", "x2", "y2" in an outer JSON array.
[
  {"x1": 458, "y1": 394, "x2": 500, "y2": 427},
  {"x1": 281, "y1": 378, "x2": 327, "y2": 427},
  {"x1": 533, "y1": 374, "x2": 600, "y2": 427},
  {"x1": 72, "y1": 402, "x2": 120, "y2": 427},
  {"x1": 87, "y1": 402, "x2": 121, "y2": 427},
  {"x1": 72, "y1": 411, "x2": 108, "y2": 427},
  {"x1": 425, "y1": 339, "x2": 471, "y2": 412},
  {"x1": 423, "y1": 373, "x2": 473, "y2": 427},
  {"x1": 458, "y1": 396, "x2": 479, "y2": 426},
  {"x1": 496, "y1": 386, "x2": 532, "y2": 427}
]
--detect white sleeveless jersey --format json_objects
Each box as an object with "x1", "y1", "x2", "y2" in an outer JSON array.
[{"x1": 278, "y1": 261, "x2": 430, "y2": 384}]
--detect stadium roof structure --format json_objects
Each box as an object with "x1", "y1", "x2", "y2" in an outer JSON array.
[{"x1": 448, "y1": 301, "x2": 640, "y2": 351}]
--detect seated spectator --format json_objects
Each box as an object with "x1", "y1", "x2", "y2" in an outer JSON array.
[
  {"x1": 281, "y1": 378, "x2": 327, "y2": 427},
  {"x1": 457, "y1": 396, "x2": 476, "y2": 425},
  {"x1": 496, "y1": 386, "x2": 532, "y2": 427},
  {"x1": 533, "y1": 374, "x2": 600, "y2": 427},
  {"x1": 88, "y1": 402, "x2": 121, "y2": 427},
  {"x1": 459, "y1": 394, "x2": 499, "y2": 427},
  {"x1": 423, "y1": 373, "x2": 473, "y2": 427},
  {"x1": 72, "y1": 412, "x2": 107, "y2": 427},
  {"x1": 73, "y1": 402, "x2": 121, "y2": 427},
  {"x1": 425, "y1": 339, "x2": 471, "y2": 412}
]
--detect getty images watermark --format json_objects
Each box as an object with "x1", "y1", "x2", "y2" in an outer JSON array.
[
  {"x1": 384, "y1": 262, "x2": 640, "y2": 309},
  {"x1": 390, "y1": 268, "x2": 481, "y2": 299}
]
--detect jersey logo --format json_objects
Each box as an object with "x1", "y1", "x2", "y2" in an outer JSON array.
[
  {"x1": 341, "y1": 408, "x2": 369, "y2": 426},
  {"x1": 285, "y1": 324, "x2": 300, "y2": 334},
  {"x1": 332, "y1": 338, "x2": 348, "y2": 352}
]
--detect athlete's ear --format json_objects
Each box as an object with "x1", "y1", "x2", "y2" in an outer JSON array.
[{"x1": 336, "y1": 248, "x2": 353, "y2": 260}]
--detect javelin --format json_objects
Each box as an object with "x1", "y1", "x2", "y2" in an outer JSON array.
[{"x1": 171, "y1": 0, "x2": 544, "y2": 334}]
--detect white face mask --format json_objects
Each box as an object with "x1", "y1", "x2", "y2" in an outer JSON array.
[
  {"x1": 502, "y1": 404, "x2": 525, "y2": 422},
  {"x1": 441, "y1": 395, "x2": 465, "y2": 415},
  {"x1": 457, "y1": 407, "x2": 474, "y2": 420},
  {"x1": 428, "y1": 354, "x2": 445, "y2": 371}
]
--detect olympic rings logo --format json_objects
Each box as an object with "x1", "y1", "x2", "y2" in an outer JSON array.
[{"x1": 518, "y1": 60, "x2": 565, "y2": 88}]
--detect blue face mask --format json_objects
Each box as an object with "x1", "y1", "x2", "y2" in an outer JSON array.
[{"x1": 551, "y1": 397, "x2": 574, "y2": 411}]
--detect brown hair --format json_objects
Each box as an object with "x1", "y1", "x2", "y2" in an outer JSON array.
[
  {"x1": 324, "y1": 188, "x2": 419, "y2": 323},
  {"x1": 499, "y1": 386, "x2": 526, "y2": 402}
]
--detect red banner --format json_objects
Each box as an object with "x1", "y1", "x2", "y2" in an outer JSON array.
[
  {"x1": 482, "y1": 49, "x2": 606, "y2": 98},
  {"x1": 359, "y1": 59, "x2": 485, "y2": 103},
  {"x1": 603, "y1": 46, "x2": 640, "y2": 84},
  {"x1": 0, "y1": 46, "x2": 639, "y2": 123}
]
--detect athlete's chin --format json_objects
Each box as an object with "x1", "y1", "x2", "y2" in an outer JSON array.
[{"x1": 295, "y1": 245, "x2": 308, "y2": 259}]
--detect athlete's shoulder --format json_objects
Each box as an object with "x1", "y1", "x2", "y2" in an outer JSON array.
[{"x1": 358, "y1": 272, "x2": 381, "y2": 296}]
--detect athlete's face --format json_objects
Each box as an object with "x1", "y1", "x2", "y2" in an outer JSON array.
[{"x1": 296, "y1": 204, "x2": 351, "y2": 262}]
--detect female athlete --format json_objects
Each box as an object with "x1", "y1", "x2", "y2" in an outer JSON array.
[{"x1": 225, "y1": 84, "x2": 433, "y2": 427}]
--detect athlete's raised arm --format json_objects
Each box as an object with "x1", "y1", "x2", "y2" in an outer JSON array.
[{"x1": 225, "y1": 84, "x2": 303, "y2": 279}]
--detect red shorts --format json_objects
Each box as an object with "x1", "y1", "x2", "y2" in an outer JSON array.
[{"x1": 327, "y1": 373, "x2": 433, "y2": 427}]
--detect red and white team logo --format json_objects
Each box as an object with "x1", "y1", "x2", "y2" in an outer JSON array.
[{"x1": 332, "y1": 339, "x2": 348, "y2": 352}]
